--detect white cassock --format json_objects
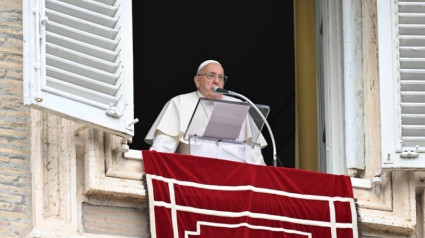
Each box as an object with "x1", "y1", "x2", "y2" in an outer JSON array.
[{"x1": 144, "y1": 90, "x2": 268, "y2": 165}]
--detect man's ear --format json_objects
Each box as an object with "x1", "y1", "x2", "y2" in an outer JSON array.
[{"x1": 194, "y1": 76, "x2": 200, "y2": 88}]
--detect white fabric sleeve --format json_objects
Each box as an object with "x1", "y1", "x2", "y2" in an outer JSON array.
[
  {"x1": 150, "y1": 133, "x2": 180, "y2": 153},
  {"x1": 248, "y1": 145, "x2": 266, "y2": 165}
]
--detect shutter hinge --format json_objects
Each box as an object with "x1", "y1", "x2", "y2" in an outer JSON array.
[
  {"x1": 400, "y1": 145, "x2": 419, "y2": 159},
  {"x1": 32, "y1": 5, "x2": 48, "y2": 103}
]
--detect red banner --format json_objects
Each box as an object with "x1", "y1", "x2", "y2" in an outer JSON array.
[{"x1": 143, "y1": 150, "x2": 358, "y2": 238}]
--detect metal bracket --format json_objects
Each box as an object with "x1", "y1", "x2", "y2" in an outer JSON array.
[
  {"x1": 126, "y1": 118, "x2": 139, "y2": 130},
  {"x1": 40, "y1": 16, "x2": 48, "y2": 25},
  {"x1": 372, "y1": 172, "x2": 383, "y2": 197},
  {"x1": 106, "y1": 103, "x2": 127, "y2": 118},
  {"x1": 119, "y1": 138, "x2": 130, "y2": 153},
  {"x1": 401, "y1": 145, "x2": 419, "y2": 158},
  {"x1": 383, "y1": 152, "x2": 394, "y2": 164}
]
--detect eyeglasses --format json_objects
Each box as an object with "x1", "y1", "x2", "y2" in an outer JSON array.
[{"x1": 197, "y1": 72, "x2": 228, "y2": 83}]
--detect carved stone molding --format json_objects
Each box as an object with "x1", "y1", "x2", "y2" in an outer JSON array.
[
  {"x1": 104, "y1": 133, "x2": 145, "y2": 181},
  {"x1": 83, "y1": 128, "x2": 145, "y2": 200},
  {"x1": 28, "y1": 111, "x2": 146, "y2": 237},
  {"x1": 356, "y1": 171, "x2": 417, "y2": 236}
]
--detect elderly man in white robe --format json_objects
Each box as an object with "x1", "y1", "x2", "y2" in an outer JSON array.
[{"x1": 144, "y1": 60, "x2": 267, "y2": 165}]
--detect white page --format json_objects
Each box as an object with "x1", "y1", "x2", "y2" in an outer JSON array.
[{"x1": 202, "y1": 102, "x2": 250, "y2": 140}]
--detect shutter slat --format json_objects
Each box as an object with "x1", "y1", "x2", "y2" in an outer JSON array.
[
  {"x1": 399, "y1": 13, "x2": 425, "y2": 24},
  {"x1": 401, "y1": 137, "x2": 425, "y2": 147},
  {"x1": 401, "y1": 80, "x2": 425, "y2": 91},
  {"x1": 46, "y1": 76, "x2": 116, "y2": 105},
  {"x1": 400, "y1": 69, "x2": 425, "y2": 79},
  {"x1": 46, "y1": 40, "x2": 118, "y2": 71},
  {"x1": 401, "y1": 91, "x2": 425, "y2": 102},
  {"x1": 94, "y1": 0, "x2": 117, "y2": 6},
  {"x1": 400, "y1": 47, "x2": 425, "y2": 57},
  {"x1": 47, "y1": 22, "x2": 118, "y2": 51},
  {"x1": 401, "y1": 103, "x2": 425, "y2": 114},
  {"x1": 43, "y1": 79, "x2": 114, "y2": 109},
  {"x1": 402, "y1": 114, "x2": 425, "y2": 125},
  {"x1": 400, "y1": 58, "x2": 425, "y2": 69},
  {"x1": 46, "y1": 65, "x2": 119, "y2": 95},
  {"x1": 399, "y1": 0, "x2": 425, "y2": 2},
  {"x1": 402, "y1": 125, "x2": 425, "y2": 136},
  {"x1": 400, "y1": 36, "x2": 425, "y2": 46},
  {"x1": 46, "y1": 9, "x2": 118, "y2": 39},
  {"x1": 399, "y1": 24, "x2": 425, "y2": 35},
  {"x1": 399, "y1": 3, "x2": 425, "y2": 14},
  {"x1": 46, "y1": 55, "x2": 119, "y2": 87},
  {"x1": 59, "y1": 0, "x2": 118, "y2": 17},
  {"x1": 46, "y1": 0, "x2": 118, "y2": 28}
]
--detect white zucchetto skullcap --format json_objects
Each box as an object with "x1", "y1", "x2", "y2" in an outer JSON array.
[{"x1": 197, "y1": 60, "x2": 221, "y2": 74}]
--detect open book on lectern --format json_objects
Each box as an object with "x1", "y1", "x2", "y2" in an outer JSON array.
[{"x1": 183, "y1": 97, "x2": 270, "y2": 148}]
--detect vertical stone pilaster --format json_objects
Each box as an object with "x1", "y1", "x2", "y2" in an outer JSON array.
[{"x1": 30, "y1": 110, "x2": 78, "y2": 233}]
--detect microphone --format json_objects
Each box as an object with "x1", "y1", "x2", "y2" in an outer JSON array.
[
  {"x1": 212, "y1": 86, "x2": 280, "y2": 167},
  {"x1": 213, "y1": 86, "x2": 233, "y2": 94}
]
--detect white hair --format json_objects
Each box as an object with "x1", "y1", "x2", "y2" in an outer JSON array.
[{"x1": 197, "y1": 60, "x2": 221, "y2": 74}]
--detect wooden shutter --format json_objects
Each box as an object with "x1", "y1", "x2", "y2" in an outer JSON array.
[
  {"x1": 399, "y1": 1, "x2": 425, "y2": 150},
  {"x1": 23, "y1": 0, "x2": 136, "y2": 137},
  {"x1": 379, "y1": 0, "x2": 425, "y2": 169}
]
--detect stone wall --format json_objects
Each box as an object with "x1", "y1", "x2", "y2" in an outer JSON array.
[
  {"x1": 82, "y1": 203, "x2": 149, "y2": 236},
  {"x1": 0, "y1": 0, "x2": 33, "y2": 237}
]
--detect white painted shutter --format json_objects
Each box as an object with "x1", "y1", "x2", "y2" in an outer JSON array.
[
  {"x1": 23, "y1": 0, "x2": 136, "y2": 137},
  {"x1": 399, "y1": 1, "x2": 425, "y2": 149},
  {"x1": 379, "y1": 0, "x2": 425, "y2": 169}
]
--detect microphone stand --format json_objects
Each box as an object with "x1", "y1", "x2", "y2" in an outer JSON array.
[{"x1": 217, "y1": 89, "x2": 278, "y2": 167}]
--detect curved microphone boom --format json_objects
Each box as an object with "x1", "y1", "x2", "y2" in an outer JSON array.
[{"x1": 213, "y1": 87, "x2": 279, "y2": 167}]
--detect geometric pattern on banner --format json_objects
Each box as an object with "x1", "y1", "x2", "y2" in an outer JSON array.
[{"x1": 142, "y1": 150, "x2": 358, "y2": 238}]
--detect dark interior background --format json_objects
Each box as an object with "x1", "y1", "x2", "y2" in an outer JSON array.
[{"x1": 131, "y1": 0, "x2": 295, "y2": 167}]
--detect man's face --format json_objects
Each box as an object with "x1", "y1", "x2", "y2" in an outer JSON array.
[{"x1": 194, "y1": 63, "x2": 225, "y2": 99}]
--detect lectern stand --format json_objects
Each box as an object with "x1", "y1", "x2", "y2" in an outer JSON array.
[{"x1": 184, "y1": 98, "x2": 269, "y2": 163}]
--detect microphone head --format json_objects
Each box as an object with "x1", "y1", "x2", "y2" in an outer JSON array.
[{"x1": 213, "y1": 87, "x2": 231, "y2": 94}]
